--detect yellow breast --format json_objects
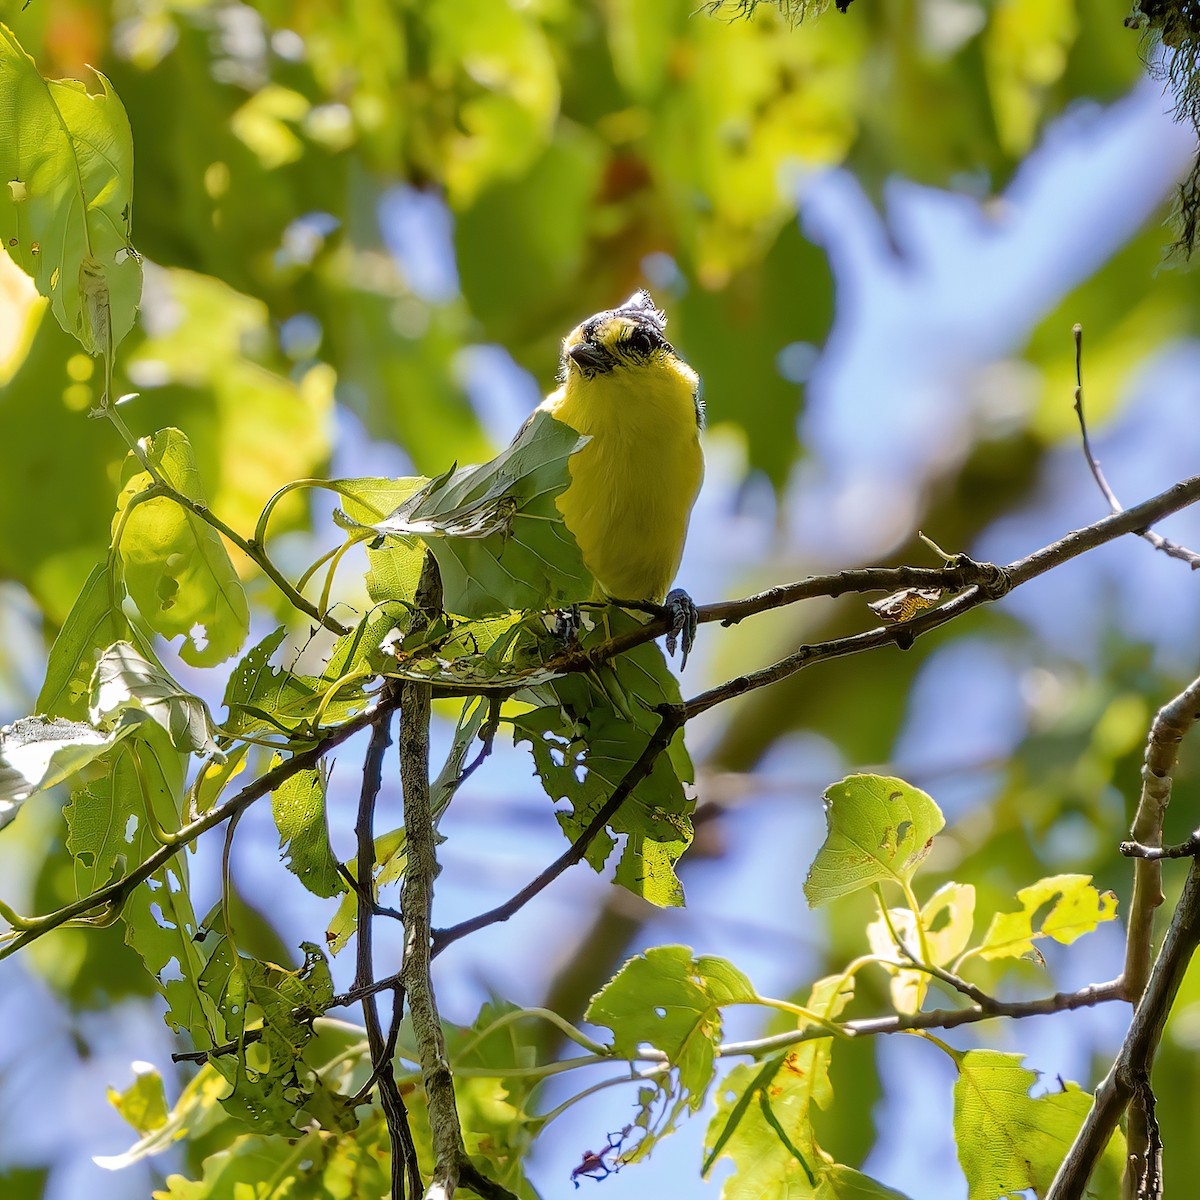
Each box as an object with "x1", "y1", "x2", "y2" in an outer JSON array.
[{"x1": 540, "y1": 357, "x2": 703, "y2": 603}]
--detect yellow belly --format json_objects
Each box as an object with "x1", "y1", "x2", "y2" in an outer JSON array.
[{"x1": 540, "y1": 368, "x2": 704, "y2": 603}]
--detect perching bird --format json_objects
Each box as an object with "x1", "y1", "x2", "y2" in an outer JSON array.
[{"x1": 535, "y1": 290, "x2": 704, "y2": 662}]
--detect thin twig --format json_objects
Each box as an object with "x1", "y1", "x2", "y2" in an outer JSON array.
[
  {"x1": 431, "y1": 707, "x2": 686, "y2": 956},
  {"x1": 1072, "y1": 324, "x2": 1200, "y2": 568},
  {"x1": 0, "y1": 702, "x2": 394, "y2": 958},
  {"x1": 717, "y1": 979, "x2": 1126, "y2": 1059},
  {"x1": 893, "y1": 937, "x2": 1003, "y2": 1012}
]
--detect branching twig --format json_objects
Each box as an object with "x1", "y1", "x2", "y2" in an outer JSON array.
[
  {"x1": 0, "y1": 703, "x2": 394, "y2": 958},
  {"x1": 431, "y1": 706, "x2": 686, "y2": 956},
  {"x1": 1122, "y1": 674, "x2": 1200, "y2": 1001},
  {"x1": 1072, "y1": 325, "x2": 1200, "y2": 569},
  {"x1": 1047, "y1": 855, "x2": 1200, "y2": 1200},
  {"x1": 717, "y1": 978, "x2": 1125, "y2": 1059}
]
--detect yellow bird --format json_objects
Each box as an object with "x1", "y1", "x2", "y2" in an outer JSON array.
[{"x1": 536, "y1": 291, "x2": 704, "y2": 661}]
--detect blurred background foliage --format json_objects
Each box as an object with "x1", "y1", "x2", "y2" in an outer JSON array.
[{"x1": 2, "y1": 0, "x2": 1200, "y2": 1197}]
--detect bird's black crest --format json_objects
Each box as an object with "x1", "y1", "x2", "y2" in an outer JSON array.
[{"x1": 613, "y1": 290, "x2": 667, "y2": 332}]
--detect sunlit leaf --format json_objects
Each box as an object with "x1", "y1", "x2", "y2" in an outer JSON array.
[
  {"x1": 0, "y1": 25, "x2": 142, "y2": 354},
  {"x1": 804, "y1": 775, "x2": 944, "y2": 907},
  {"x1": 106, "y1": 1064, "x2": 169, "y2": 1137},
  {"x1": 0, "y1": 714, "x2": 126, "y2": 829},
  {"x1": 702, "y1": 973, "x2": 857, "y2": 1197},
  {"x1": 112, "y1": 427, "x2": 249, "y2": 667},
  {"x1": 588, "y1": 947, "x2": 758, "y2": 1154},
  {"x1": 975, "y1": 874, "x2": 1118, "y2": 963},
  {"x1": 96, "y1": 1065, "x2": 230, "y2": 1171},
  {"x1": 341, "y1": 411, "x2": 591, "y2": 617},
  {"x1": 953, "y1": 1050, "x2": 1123, "y2": 1200},
  {"x1": 867, "y1": 883, "x2": 976, "y2": 1014},
  {"x1": 90, "y1": 641, "x2": 221, "y2": 757}
]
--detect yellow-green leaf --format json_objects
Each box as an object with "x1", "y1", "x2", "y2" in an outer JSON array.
[
  {"x1": 0, "y1": 26, "x2": 141, "y2": 354},
  {"x1": 112, "y1": 427, "x2": 249, "y2": 666}
]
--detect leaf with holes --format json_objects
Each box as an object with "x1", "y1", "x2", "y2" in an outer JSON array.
[
  {"x1": 804, "y1": 775, "x2": 944, "y2": 906},
  {"x1": 587, "y1": 947, "x2": 757, "y2": 1155},
  {"x1": 340, "y1": 411, "x2": 591, "y2": 617},
  {"x1": 975, "y1": 874, "x2": 1117, "y2": 963}
]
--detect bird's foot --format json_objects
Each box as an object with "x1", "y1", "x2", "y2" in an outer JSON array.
[
  {"x1": 663, "y1": 588, "x2": 698, "y2": 670},
  {"x1": 551, "y1": 604, "x2": 583, "y2": 645}
]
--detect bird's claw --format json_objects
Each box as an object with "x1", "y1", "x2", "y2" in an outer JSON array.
[
  {"x1": 551, "y1": 604, "x2": 583, "y2": 645},
  {"x1": 663, "y1": 588, "x2": 698, "y2": 669}
]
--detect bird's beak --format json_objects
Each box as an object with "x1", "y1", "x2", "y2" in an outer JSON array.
[{"x1": 567, "y1": 340, "x2": 609, "y2": 374}]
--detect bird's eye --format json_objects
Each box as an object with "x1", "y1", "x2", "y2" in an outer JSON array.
[{"x1": 626, "y1": 326, "x2": 656, "y2": 356}]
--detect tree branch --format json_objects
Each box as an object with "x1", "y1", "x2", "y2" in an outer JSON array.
[
  {"x1": 1122, "y1": 674, "x2": 1200, "y2": 1000},
  {"x1": 0, "y1": 701, "x2": 394, "y2": 958},
  {"x1": 354, "y1": 697, "x2": 420, "y2": 1200},
  {"x1": 430, "y1": 706, "x2": 686, "y2": 956},
  {"x1": 397, "y1": 554, "x2": 475, "y2": 1200},
  {"x1": 1048, "y1": 855, "x2": 1200, "y2": 1200}
]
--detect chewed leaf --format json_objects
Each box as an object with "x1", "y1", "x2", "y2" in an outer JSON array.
[
  {"x1": 0, "y1": 28, "x2": 142, "y2": 353},
  {"x1": 90, "y1": 641, "x2": 221, "y2": 758},
  {"x1": 0, "y1": 714, "x2": 139, "y2": 828},
  {"x1": 342, "y1": 411, "x2": 592, "y2": 617},
  {"x1": 586, "y1": 947, "x2": 757, "y2": 1157},
  {"x1": 976, "y1": 874, "x2": 1117, "y2": 962},
  {"x1": 804, "y1": 775, "x2": 944, "y2": 906},
  {"x1": 271, "y1": 765, "x2": 345, "y2": 899}
]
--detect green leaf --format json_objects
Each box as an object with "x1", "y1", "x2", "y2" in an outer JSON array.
[
  {"x1": 513, "y1": 608, "x2": 695, "y2": 904},
  {"x1": 703, "y1": 973, "x2": 857, "y2": 1197},
  {"x1": 37, "y1": 560, "x2": 133, "y2": 720},
  {"x1": 0, "y1": 25, "x2": 142, "y2": 354},
  {"x1": 975, "y1": 874, "x2": 1118, "y2": 963},
  {"x1": 198, "y1": 939, "x2": 342, "y2": 1135},
  {"x1": 347, "y1": 411, "x2": 592, "y2": 617},
  {"x1": 96, "y1": 1065, "x2": 230, "y2": 1170},
  {"x1": 804, "y1": 775, "x2": 944, "y2": 907},
  {"x1": 815, "y1": 1165, "x2": 913, "y2": 1200},
  {"x1": 106, "y1": 1064, "x2": 169, "y2": 1136},
  {"x1": 271, "y1": 765, "x2": 345, "y2": 899},
  {"x1": 90, "y1": 641, "x2": 221, "y2": 757},
  {"x1": 330, "y1": 475, "x2": 427, "y2": 606},
  {"x1": 154, "y1": 1118, "x2": 394, "y2": 1200},
  {"x1": 587, "y1": 946, "x2": 757, "y2": 1153},
  {"x1": 112, "y1": 427, "x2": 249, "y2": 666},
  {"x1": 867, "y1": 882, "x2": 976, "y2": 1014},
  {"x1": 0, "y1": 714, "x2": 131, "y2": 829},
  {"x1": 953, "y1": 1050, "x2": 1123, "y2": 1200}
]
